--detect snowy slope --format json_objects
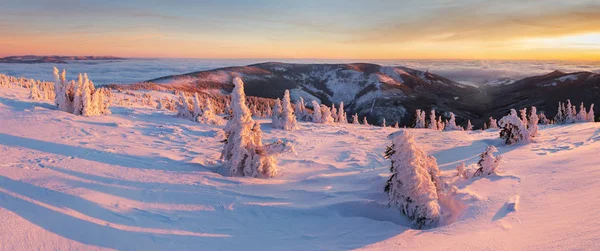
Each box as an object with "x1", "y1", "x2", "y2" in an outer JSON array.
[{"x1": 1, "y1": 87, "x2": 600, "y2": 250}]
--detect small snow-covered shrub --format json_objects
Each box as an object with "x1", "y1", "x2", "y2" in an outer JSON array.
[
  {"x1": 455, "y1": 162, "x2": 471, "y2": 179},
  {"x1": 384, "y1": 130, "x2": 442, "y2": 229},
  {"x1": 499, "y1": 109, "x2": 531, "y2": 145},
  {"x1": 473, "y1": 145, "x2": 503, "y2": 176}
]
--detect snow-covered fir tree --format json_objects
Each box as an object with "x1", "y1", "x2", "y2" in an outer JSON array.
[
  {"x1": 487, "y1": 117, "x2": 498, "y2": 129},
  {"x1": 393, "y1": 121, "x2": 399, "y2": 128},
  {"x1": 529, "y1": 106, "x2": 539, "y2": 137},
  {"x1": 331, "y1": 103, "x2": 338, "y2": 123},
  {"x1": 437, "y1": 116, "x2": 445, "y2": 131},
  {"x1": 337, "y1": 102, "x2": 347, "y2": 123},
  {"x1": 384, "y1": 130, "x2": 442, "y2": 229},
  {"x1": 566, "y1": 99, "x2": 576, "y2": 123},
  {"x1": 538, "y1": 112, "x2": 550, "y2": 125},
  {"x1": 381, "y1": 118, "x2": 387, "y2": 127},
  {"x1": 197, "y1": 97, "x2": 222, "y2": 125},
  {"x1": 444, "y1": 112, "x2": 462, "y2": 131},
  {"x1": 320, "y1": 104, "x2": 335, "y2": 124},
  {"x1": 29, "y1": 83, "x2": 41, "y2": 100},
  {"x1": 428, "y1": 110, "x2": 438, "y2": 130},
  {"x1": 72, "y1": 74, "x2": 84, "y2": 115},
  {"x1": 352, "y1": 113, "x2": 359, "y2": 124},
  {"x1": 588, "y1": 104, "x2": 595, "y2": 122},
  {"x1": 519, "y1": 108, "x2": 528, "y2": 129},
  {"x1": 473, "y1": 145, "x2": 503, "y2": 176},
  {"x1": 576, "y1": 102, "x2": 587, "y2": 122},
  {"x1": 362, "y1": 117, "x2": 370, "y2": 126},
  {"x1": 311, "y1": 100, "x2": 322, "y2": 123},
  {"x1": 271, "y1": 98, "x2": 283, "y2": 126},
  {"x1": 295, "y1": 97, "x2": 307, "y2": 121},
  {"x1": 272, "y1": 90, "x2": 299, "y2": 130},
  {"x1": 193, "y1": 93, "x2": 203, "y2": 120},
  {"x1": 176, "y1": 92, "x2": 192, "y2": 119},
  {"x1": 499, "y1": 109, "x2": 531, "y2": 145},
  {"x1": 466, "y1": 120, "x2": 473, "y2": 131},
  {"x1": 414, "y1": 109, "x2": 426, "y2": 128},
  {"x1": 221, "y1": 77, "x2": 278, "y2": 178}
]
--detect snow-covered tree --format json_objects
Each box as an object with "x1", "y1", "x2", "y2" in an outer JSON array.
[
  {"x1": 193, "y1": 93, "x2": 203, "y2": 120},
  {"x1": 444, "y1": 112, "x2": 462, "y2": 131},
  {"x1": 519, "y1": 108, "x2": 528, "y2": 129},
  {"x1": 466, "y1": 120, "x2": 473, "y2": 131},
  {"x1": 363, "y1": 117, "x2": 370, "y2": 126},
  {"x1": 566, "y1": 99, "x2": 575, "y2": 123},
  {"x1": 81, "y1": 76, "x2": 95, "y2": 116},
  {"x1": 72, "y1": 74, "x2": 84, "y2": 115},
  {"x1": 577, "y1": 102, "x2": 587, "y2": 122},
  {"x1": 273, "y1": 90, "x2": 299, "y2": 130},
  {"x1": 53, "y1": 67, "x2": 68, "y2": 111},
  {"x1": 554, "y1": 101, "x2": 565, "y2": 124},
  {"x1": 588, "y1": 104, "x2": 595, "y2": 122},
  {"x1": 393, "y1": 121, "x2": 399, "y2": 128},
  {"x1": 295, "y1": 97, "x2": 307, "y2": 121},
  {"x1": 221, "y1": 77, "x2": 278, "y2": 178},
  {"x1": 437, "y1": 116, "x2": 445, "y2": 131},
  {"x1": 538, "y1": 112, "x2": 550, "y2": 125},
  {"x1": 487, "y1": 117, "x2": 498, "y2": 129},
  {"x1": 428, "y1": 110, "x2": 438, "y2": 130},
  {"x1": 197, "y1": 97, "x2": 222, "y2": 125},
  {"x1": 331, "y1": 103, "x2": 338, "y2": 123},
  {"x1": 337, "y1": 102, "x2": 347, "y2": 123},
  {"x1": 473, "y1": 146, "x2": 503, "y2": 176},
  {"x1": 384, "y1": 130, "x2": 442, "y2": 229},
  {"x1": 176, "y1": 92, "x2": 192, "y2": 118},
  {"x1": 271, "y1": 98, "x2": 283, "y2": 126},
  {"x1": 311, "y1": 100, "x2": 322, "y2": 123},
  {"x1": 414, "y1": 109, "x2": 426, "y2": 128},
  {"x1": 381, "y1": 118, "x2": 387, "y2": 127},
  {"x1": 320, "y1": 104, "x2": 335, "y2": 124},
  {"x1": 528, "y1": 106, "x2": 539, "y2": 137},
  {"x1": 499, "y1": 109, "x2": 531, "y2": 145},
  {"x1": 352, "y1": 113, "x2": 359, "y2": 124},
  {"x1": 29, "y1": 84, "x2": 41, "y2": 100}
]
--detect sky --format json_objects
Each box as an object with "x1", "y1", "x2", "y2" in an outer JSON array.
[{"x1": 1, "y1": 0, "x2": 599, "y2": 60}]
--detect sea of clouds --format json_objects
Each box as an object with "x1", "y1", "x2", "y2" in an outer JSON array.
[{"x1": 1, "y1": 58, "x2": 598, "y2": 87}]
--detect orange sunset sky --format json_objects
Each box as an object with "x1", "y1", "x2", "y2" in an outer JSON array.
[{"x1": 1, "y1": 0, "x2": 599, "y2": 60}]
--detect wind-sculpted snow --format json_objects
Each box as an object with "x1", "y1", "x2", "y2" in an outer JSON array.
[{"x1": 1, "y1": 86, "x2": 600, "y2": 250}]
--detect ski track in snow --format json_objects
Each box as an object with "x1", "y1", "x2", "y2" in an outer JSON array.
[{"x1": 1, "y1": 86, "x2": 600, "y2": 250}]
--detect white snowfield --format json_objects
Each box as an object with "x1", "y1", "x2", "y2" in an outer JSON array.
[{"x1": 1, "y1": 86, "x2": 600, "y2": 250}]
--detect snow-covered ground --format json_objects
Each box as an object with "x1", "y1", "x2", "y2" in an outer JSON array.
[{"x1": 1, "y1": 86, "x2": 600, "y2": 250}]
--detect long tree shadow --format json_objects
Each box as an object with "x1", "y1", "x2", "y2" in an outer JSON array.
[
  {"x1": 0, "y1": 96, "x2": 56, "y2": 111},
  {"x1": 47, "y1": 166, "x2": 279, "y2": 205},
  {"x1": 0, "y1": 133, "x2": 200, "y2": 172},
  {"x1": 0, "y1": 176, "x2": 230, "y2": 250},
  {"x1": 0, "y1": 176, "x2": 227, "y2": 233}
]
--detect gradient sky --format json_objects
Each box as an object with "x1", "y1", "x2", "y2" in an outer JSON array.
[{"x1": 1, "y1": 0, "x2": 599, "y2": 60}]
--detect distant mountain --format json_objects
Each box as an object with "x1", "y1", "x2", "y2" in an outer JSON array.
[
  {"x1": 106, "y1": 62, "x2": 599, "y2": 128},
  {"x1": 0, "y1": 55, "x2": 126, "y2": 64},
  {"x1": 108, "y1": 62, "x2": 486, "y2": 126},
  {"x1": 482, "y1": 70, "x2": 600, "y2": 121}
]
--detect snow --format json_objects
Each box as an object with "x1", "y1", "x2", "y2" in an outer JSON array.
[{"x1": 1, "y1": 86, "x2": 600, "y2": 250}]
